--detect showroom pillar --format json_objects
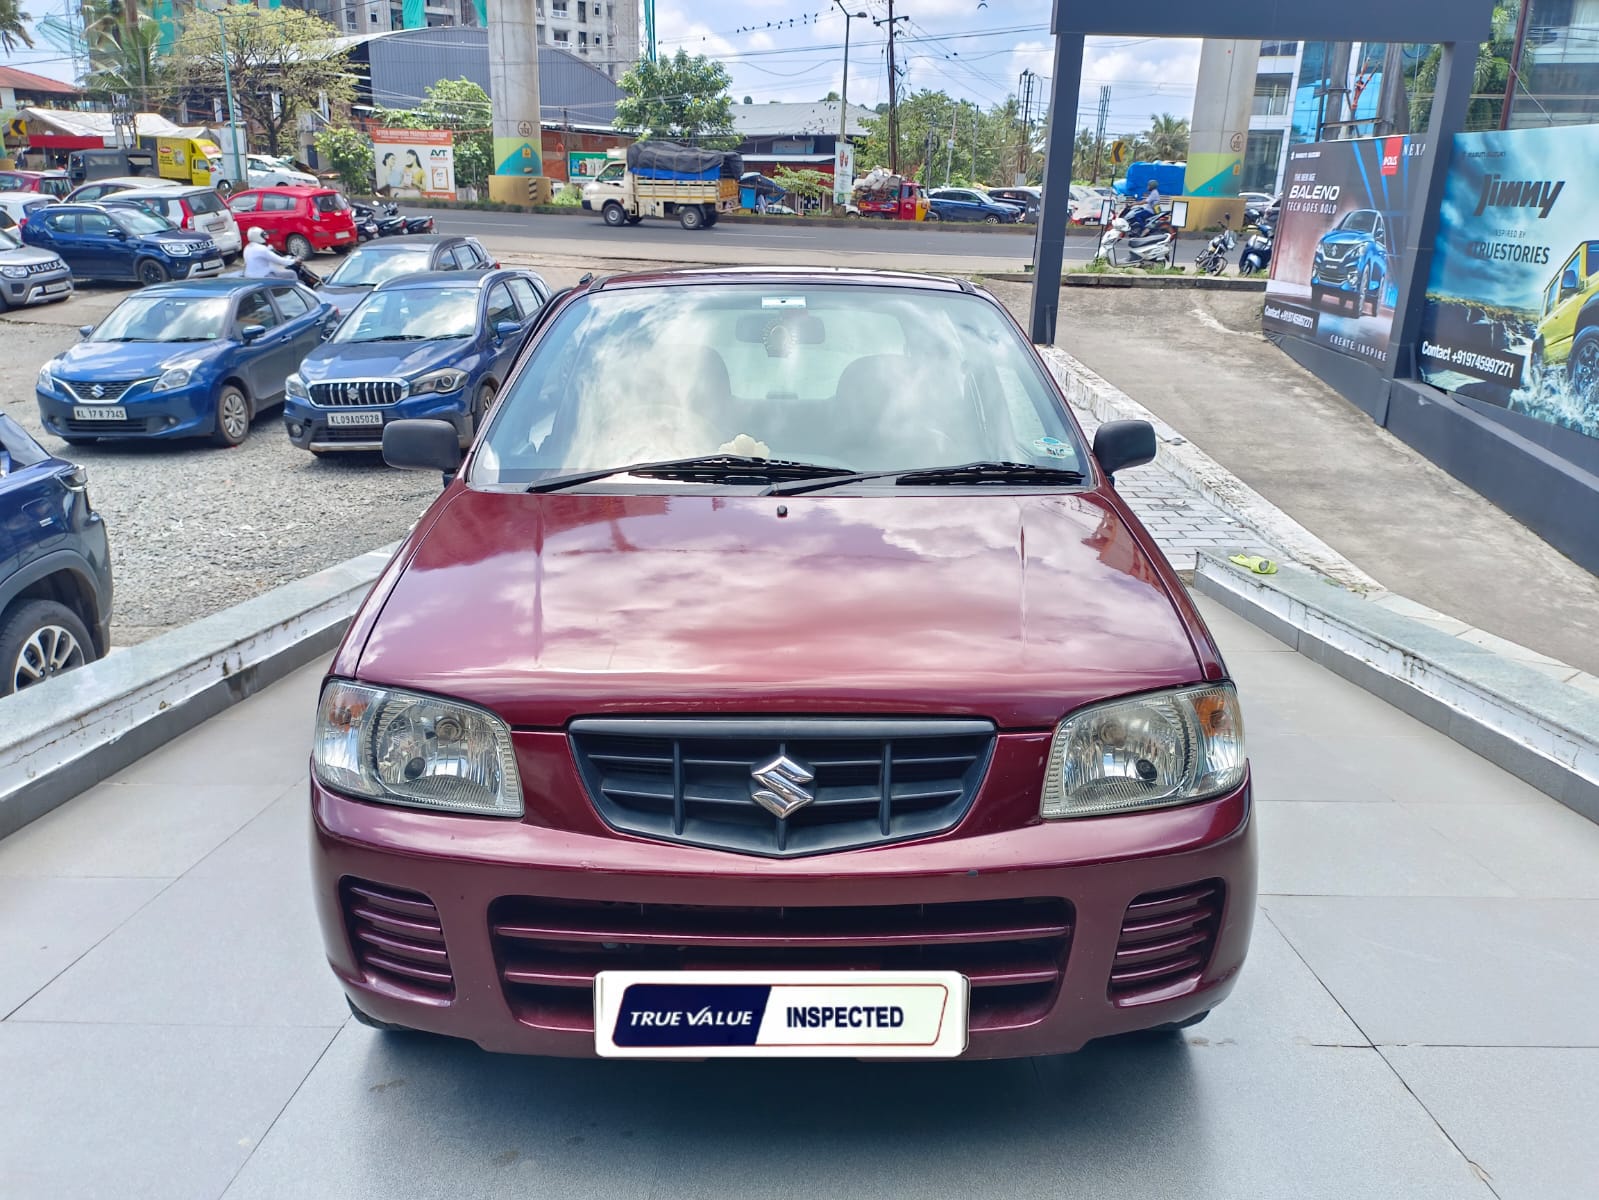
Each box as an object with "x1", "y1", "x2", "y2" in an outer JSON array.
[
  {"x1": 1184, "y1": 39, "x2": 1260, "y2": 223},
  {"x1": 487, "y1": 0, "x2": 543, "y2": 204}
]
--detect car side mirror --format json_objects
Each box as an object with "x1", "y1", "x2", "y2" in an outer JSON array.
[
  {"x1": 384, "y1": 418, "x2": 462, "y2": 482},
  {"x1": 78, "y1": 324, "x2": 94, "y2": 340},
  {"x1": 1092, "y1": 419, "x2": 1157, "y2": 483},
  {"x1": 110, "y1": 227, "x2": 127, "y2": 239},
  {"x1": 240, "y1": 324, "x2": 267, "y2": 343},
  {"x1": 1562, "y1": 269, "x2": 1580, "y2": 296},
  {"x1": 494, "y1": 319, "x2": 520, "y2": 342}
]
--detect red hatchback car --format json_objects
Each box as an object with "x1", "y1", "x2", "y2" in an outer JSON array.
[
  {"x1": 310, "y1": 268, "x2": 1256, "y2": 1060},
  {"x1": 226, "y1": 185, "x2": 357, "y2": 258}
]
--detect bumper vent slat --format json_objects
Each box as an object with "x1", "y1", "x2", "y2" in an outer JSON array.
[
  {"x1": 341, "y1": 878, "x2": 454, "y2": 999},
  {"x1": 570, "y1": 717, "x2": 995, "y2": 857},
  {"x1": 1109, "y1": 880, "x2": 1223, "y2": 1004},
  {"x1": 491, "y1": 895, "x2": 1072, "y2": 1034}
]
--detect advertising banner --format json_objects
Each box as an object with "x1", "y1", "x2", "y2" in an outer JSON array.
[
  {"x1": 371, "y1": 128, "x2": 455, "y2": 200},
  {"x1": 1419, "y1": 125, "x2": 1598, "y2": 440},
  {"x1": 1264, "y1": 135, "x2": 1429, "y2": 368},
  {"x1": 833, "y1": 143, "x2": 855, "y2": 205},
  {"x1": 567, "y1": 150, "x2": 610, "y2": 182}
]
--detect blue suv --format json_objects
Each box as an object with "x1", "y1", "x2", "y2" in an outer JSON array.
[
  {"x1": 285, "y1": 269, "x2": 550, "y2": 456},
  {"x1": 1311, "y1": 208, "x2": 1390, "y2": 316},
  {"x1": 21, "y1": 203, "x2": 223, "y2": 287},
  {"x1": 0, "y1": 410, "x2": 112, "y2": 696}
]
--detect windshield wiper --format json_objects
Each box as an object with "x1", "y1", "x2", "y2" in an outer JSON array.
[
  {"x1": 770, "y1": 459, "x2": 1086, "y2": 496},
  {"x1": 357, "y1": 334, "x2": 427, "y2": 342},
  {"x1": 525, "y1": 454, "x2": 847, "y2": 494}
]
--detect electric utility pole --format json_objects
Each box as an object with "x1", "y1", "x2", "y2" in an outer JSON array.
[
  {"x1": 1016, "y1": 69, "x2": 1036, "y2": 186},
  {"x1": 1091, "y1": 84, "x2": 1110, "y2": 185},
  {"x1": 876, "y1": 0, "x2": 909, "y2": 173}
]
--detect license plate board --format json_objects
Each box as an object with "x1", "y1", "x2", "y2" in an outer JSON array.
[
  {"x1": 594, "y1": 971, "x2": 968, "y2": 1058},
  {"x1": 72, "y1": 405, "x2": 126, "y2": 420},
  {"x1": 41, "y1": 281, "x2": 70, "y2": 294},
  {"x1": 326, "y1": 410, "x2": 383, "y2": 427},
  {"x1": 200, "y1": 259, "x2": 222, "y2": 271},
  {"x1": 334, "y1": 230, "x2": 351, "y2": 239}
]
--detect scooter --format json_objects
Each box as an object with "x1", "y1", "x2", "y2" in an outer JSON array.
[
  {"x1": 348, "y1": 202, "x2": 383, "y2": 242},
  {"x1": 1098, "y1": 214, "x2": 1175, "y2": 268},
  {"x1": 1193, "y1": 225, "x2": 1237, "y2": 276},
  {"x1": 1239, "y1": 219, "x2": 1274, "y2": 276}
]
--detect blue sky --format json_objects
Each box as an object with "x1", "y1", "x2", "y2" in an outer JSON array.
[{"x1": 7, "y1": 0, "x2": 1202, "y2": 137}]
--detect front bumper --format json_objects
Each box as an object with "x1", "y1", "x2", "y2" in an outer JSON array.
[
  {"x1": 311, "y1": 761, "x2": 1256, "y2": 1059},
  {"x1": 2, "y1": 269, "x2": 73, "y2": 307},
  {"x1": 37, "y1": 383, "x2": 217, "y2": 440},
  {"x1": 1312, "y1": 256, "x2": 1360, "y2": 288},
  {"x1": 284, "y1": 392, "x2": 473, "y2": 453}
]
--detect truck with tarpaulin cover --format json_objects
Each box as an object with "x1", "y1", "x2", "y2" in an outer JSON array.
[{"x1": 582, "y1": 142, "x2": 743, "y2": 230}]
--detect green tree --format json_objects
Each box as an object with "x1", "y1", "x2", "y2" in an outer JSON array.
[
  {"x1": 1, "y1": 0, "x2": 33, "y2": 53},
  {"x1": 1411, "y1": 3, "x2": 1519, "y2": 131},
  {"x1": 615, "y1": 49, "x2": 737, "y2": 147},
  {"x1": 860, "y1": 90, "x2": 1031, "y2": 186},
  {"x1": 1143, "y1": 113, "x2": 1190, "y2": 160},
  {"x1": 773, "y1": 166, "x2": 830, "y2": 205},
  {"x1": 82, "y1": 17, "x2": 170, "y2": 113},
  {"x1": 314, "y1": 126, "x2": 375, "y2": 195},
  {"x1": 378, "y1": 77, "x2": 492, "y2": 192},
  {"x1": 171, "y1": 5, "x2": 353, "y2": 156}
]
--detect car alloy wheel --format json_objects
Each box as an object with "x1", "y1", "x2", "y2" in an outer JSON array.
[
  {"x1": 984, "y1": 215, "x2": 1001, "y2": 225},
  {"x1": 602, "y1": 203, "x2": 627, "y2": 227},
  {"x1": 12, "y1": 624, "x2": 84, "y2": 691},
  {"x1": 1, "y1": 599, "x2": 93, "y2": 696},
  {"x1": 137, "y1": 258, "x2": 169, "y2": 286},
  {"x1": 1570, "y1": 330, "x2": 1599, "y2": 401},
  {"x1": 286, "y1": 234, "x2": 313, "y2": 260},
  {"x1": 213, "y1": 384, "x2": 251, "y2": 446}
]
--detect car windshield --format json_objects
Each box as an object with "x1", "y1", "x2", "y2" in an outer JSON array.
[
  {"x1": 113, "y1": 207, "x2": 176, "y2": 235},
  {"x1": 1339, "y1": 210, "x2": 1378, "y2": 233},
  {"x1": 473, "y1": 283, "x2": 1087, "y2": 486},
  {"x1": 333, "y1": 286, "x2": 478, "y2": 343},
  {"x1": 92, "y1": 294, "x2": 231, "y2": 342},
  {"x1": 326, "y1": 246, "x2": 432, "y2": 288}
]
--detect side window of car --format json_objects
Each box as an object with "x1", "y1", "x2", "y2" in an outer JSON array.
[
  {"x1": 262, "y1": 194, "x2": 293, "y2": 212},
  {"x1": 506, "y1": 277, "x2": 542, "y2": 319},
  {"x1": 44, "y1": 212, "x2": 76, "y2": 234},
  {"x1": 229, "y1": 193, "x2": 259, "y2": 214},
  {"x1": 486, "y1": 282, "x2": 519, "y2": 327},
  {"x1": 270, "y1": 285, "x2": 312, "y2": 319},
  {"x1": 236, "y1": 290, "x2": 280, "y2": 331},
  {"x1": 462, "y1": 240, "x2": 488, "y2": 267},
  {"x1": 80, "y1": 212, "x2": 114, "y2": 236},
  {"x1": 438, "y1": 245, "x2": 465, "y2": 270}
]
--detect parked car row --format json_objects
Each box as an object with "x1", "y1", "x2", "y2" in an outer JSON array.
[{"x1": 31, "y1": 237, "x2": 549, "y2": 453}]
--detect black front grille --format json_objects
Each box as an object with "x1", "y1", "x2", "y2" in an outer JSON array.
[
  {"x1": 1109, "y1": 880, "x2": 1223, "y2": 1004},
  {"x1": 310, "y1": 379, "x2": 404, "y2": 407},
  {"x1": 569, "y1": 717, "x2": 995, "y2": 857},
  {"x1": 62, "y1": 416, "x2": 162, "y2": 435},
  {"x1": 314, "y1": 422, "x2": 386, "y2": 443},
  {"x1": 25, "y1": 259, "x2": 62, "y2": 276},
  {"x1": 60, "y1": 378, "x2": 140, "y2": 402}
]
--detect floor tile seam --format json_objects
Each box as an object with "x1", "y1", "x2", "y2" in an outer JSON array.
[
  {"x1": 0, "y1": 1017, "x2": 351, "y2": 1030},
  {"x1": 172, "y1": 777, "x2": 309, "y2": 885},
  {"x1": 1372, "y1": 1043, "x2": 1505, "y2": 1199},
  {"x1": 1256, "y1": 906, "x2": 1376, "y2": 1050},
  {"x1": 1, "y1": 872, "x2": 184, "y2": 1022},
  {"x1": 215, "y1": 1022, "x2": 347, "y2": 1200}
]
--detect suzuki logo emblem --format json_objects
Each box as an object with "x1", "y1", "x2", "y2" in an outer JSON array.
[
  {"x1": 89, "y1": 384, "x2": 105, "y2": 398},
  {"x1": 750, "y1": 754, "x2": 815, "y2": 818}
]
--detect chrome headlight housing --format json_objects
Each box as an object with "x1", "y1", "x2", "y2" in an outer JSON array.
[
  {"x1": 313, "y1": 680, "x2": 523, "y2": 817},
  {"x1": 285, "y1": 373, "x2": 309, "y2": 400},
  {"x1": 153, "y1": 360, "x2": 201, "y2": 392},
  {"x1": 1040, "y1": 684, "x2": 1245, "y2": 819},
  {"x1": 37, "y1": 363, "x2": 55, "y2": 391},
  {"x1": 409, "y1": 368, "x2": 468, "y2": 396},
  {"x1": 160, "y1": 240, "x2": 195, "y2": 256},
  {"x1": 1, "y1": 265, "x2": 29, "y2": 279}
]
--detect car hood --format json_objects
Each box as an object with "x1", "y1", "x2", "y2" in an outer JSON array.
[
  {"x1": 1318, "y1": 229, "x2": 1373, "y2": 250},
  {"x1": 300, "y1": 338, "x2": 472, "y2": 380},
  {"x1": 354, "y1": 490, "x2": 1206, "y2": 730},
  {"x1": 0, "y1": 244, "x2": 63, "y2": 267},
  {"x1": 53, "y1": 338, "x2": 223, "y2": 378}
]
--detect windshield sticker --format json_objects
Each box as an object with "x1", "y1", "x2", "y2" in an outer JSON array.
[
  {"x1": 1033, "y1": 437, "x2": 1073, "y2": 459},
  {"x1": 761, "y1": 296, "x2": 806, "y2": 309}
]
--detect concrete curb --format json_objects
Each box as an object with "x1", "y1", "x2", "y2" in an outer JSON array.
[
  {"x1": 1039, "y1": 345, "x2": 1382, "y2": 593},
  {"x1": 0, "y1": 542, "x2": 397, "y2": 840},
  {"x1": 984, "y1": 271, "x2": 1264, "y2": 290},
  {"x1": 1194, "y1": 554, "x2": 1599, "y2": 823}
]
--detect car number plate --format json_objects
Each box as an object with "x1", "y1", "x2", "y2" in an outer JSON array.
[
  {"x1": 334, "y1": 230, "x2": 351, "y2": 239},
  {"x1": 594, "y1": 970, "x2": 968, "y2": 1058},
  {"x1": 72, "y1": 406, "x2": 127, "y2": 420},
  {"x1": 42, "y1": 281, "x2": 70, "y2": 294},
  {"x1": 326, "y1": 410, "x2": 383, "y2": 427},
  {"x1": 201, "y1": 259, "x2": 222, "y2": 270}
]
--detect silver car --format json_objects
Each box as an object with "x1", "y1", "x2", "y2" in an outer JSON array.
[{"x1": 0, "y1": 226, "x2": 72, "y2": 311}]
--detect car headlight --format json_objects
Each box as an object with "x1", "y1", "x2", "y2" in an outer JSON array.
[
  {"x1": 313, "y1": 680, "x2": 523, "y2": 817},
  {"x1": 160, "y1": 241, "x2": 194, "y2": 256},
  {"x1": 409, "y1": 368, "x2": 468, "y2": 396},
  {"x1": 1, "y1": 265, "x2": 29, "y2": 279},
  {"x1": 37, "y1": 364, "x2": 54, "y2": 391},
  {"x1": 1040, "y1": 683, "x2": 1245, "y2": 819},
  {"x1": 285, "y1": 373, "x2": 309, "y2": 400},
  {"x1": 151, "y1": 360, "x2": 201, "y2": 391}
]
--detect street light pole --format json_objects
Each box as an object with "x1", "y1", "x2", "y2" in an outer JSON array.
[
  {"x1": 201, "y1": 1, "x2": 246, "y2": 188},
  {"x1": 833, "y1": 3, "x2": 865, "y2": 207}
]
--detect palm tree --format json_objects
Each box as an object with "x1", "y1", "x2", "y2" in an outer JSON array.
[
  {"x1": 1144, "y1": 113, "x2": 1190, "y2": 161},
  {"x1": 83, "y1": 15, "x2": 168, "y2": 111},
  {"x1": 1, "y1": 0, "x2": 35, "y2": 53}
]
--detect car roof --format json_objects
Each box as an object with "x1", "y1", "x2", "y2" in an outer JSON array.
[
  {"x1": 109, "y1": 185, "x2": 220, "y2": 199},
  {"x1": 81, "y1": 176, "x2": 176, "y2": 188},
  {"x1": 580, "y1": 266, "x2": 972, "y2": 296},
  {"x1": 235, "y1": 185, "x2": 333, "y2": 195},
  {"x1": 374, "y1": 268, "x2": 511, "y2": 291},
  {"x1": 353, "y1": 234, "x2": 458, "y2": 248},
  {"x1": 127, "y1": 278, "x2": 282, "y2": 297},
  {"x1": 0, "y1": 190, "x2": 55, "y2": 201}
]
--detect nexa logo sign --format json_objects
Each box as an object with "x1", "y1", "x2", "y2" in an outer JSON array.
[{"x1": 1474, "y1": 173, "x2": 1565, "y2": 219}]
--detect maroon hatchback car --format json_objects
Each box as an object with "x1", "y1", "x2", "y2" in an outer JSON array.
[{"x1": 310, "y1": 268, "x2": 1255, "y2": 1059}]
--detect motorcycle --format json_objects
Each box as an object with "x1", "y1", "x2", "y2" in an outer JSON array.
[
  {"x1": 1193, "y1": 226, "x2": 1237, "y2": 276},
  {"x1": 1097, "y1": 214, "x2": 1176, "y2": 269},
  {"x1": 348, "y1": 202, "x2": 383, "y2": 242},
  {"x1": 1239, "y1": 219, "x2": 1275, "y2": 276},
  {"x1": 1118, "y1": 201, "x2": 1173, "y2": 239}
]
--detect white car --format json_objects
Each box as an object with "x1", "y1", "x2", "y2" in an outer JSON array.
[
  {"x1": 0, "y1": 190, "x2": 58, "y2": 232},
  {"x1": 63, "y1": 176, "x2": 182, "y2": 205},
  {"x1": 246, "y1": 154, "x2": 318, "y2": 188},
  {"x1": 102, "y1": 186, "x2": 244, "y2": 259}
]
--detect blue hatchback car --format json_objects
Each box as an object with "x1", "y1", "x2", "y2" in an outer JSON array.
[
  {"x1": 284, "y1": 268, "x2": 550, "y2": 456},
  {"x1": 20, "y1": 203, "x2": 224, "y2": 287},
  {"x1": 1311, "y1": 208, "x2": 1390, "y2": 316},
  {"x1": 36, "y1": 278, "x2": 334, "y2": 446}
]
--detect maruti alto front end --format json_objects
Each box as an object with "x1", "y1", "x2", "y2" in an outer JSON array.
[{"x1": 309, "y1": 269, "x2": 1256, "y2": 1060}]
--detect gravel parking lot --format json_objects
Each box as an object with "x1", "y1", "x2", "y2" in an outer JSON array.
[{"x1": 1, "y1": 308, "x2": 440, "y2": 646}]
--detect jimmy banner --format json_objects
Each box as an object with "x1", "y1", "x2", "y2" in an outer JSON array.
[
  {"x1": 1264, "y1": 135, "x2": 1429, "y2": 368},
  {"x1": 1418, "y1": 125, "x2": 1598, "y2": 441},
  {"x1": 371, "y1": 128, "x2": 456, "y2": 201}
]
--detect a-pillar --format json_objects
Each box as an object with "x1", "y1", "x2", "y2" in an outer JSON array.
[{"x1": 487, "y1": 0, "x2": 543, "y2": 205}]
